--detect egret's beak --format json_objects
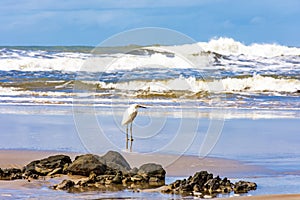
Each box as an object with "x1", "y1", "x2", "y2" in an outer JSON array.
[{"x1": 138, "y1": 105, "x2": 147, "y2": 109}]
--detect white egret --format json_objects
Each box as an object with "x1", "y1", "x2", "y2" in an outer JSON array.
[{"x1": 122, "y1": 104, "x2": 146, "y2": 142}]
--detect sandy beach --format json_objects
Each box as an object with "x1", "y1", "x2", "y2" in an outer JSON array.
[{"x1": 223, "y1": 194, "x2": 300, "y2": 200}]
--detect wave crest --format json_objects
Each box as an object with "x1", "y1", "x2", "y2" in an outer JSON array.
[
  {"x1": 95, "y1": 75, "x2": 300, "y2": 94},
  {"x1": 198, "y1": 37, "x2": 300, "y2": 57}
]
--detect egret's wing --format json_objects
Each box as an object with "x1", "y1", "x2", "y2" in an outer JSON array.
[
  {"x1": 122, "y1": 109, "x2": 137, "y2": 125},
  {"x1": 122, "y1": 108, "x2": 130, "y2": 125}
]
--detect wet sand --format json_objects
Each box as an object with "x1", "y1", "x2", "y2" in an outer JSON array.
[{"x1": 223, "y1": 194, "x2": 300, "y2": 200}]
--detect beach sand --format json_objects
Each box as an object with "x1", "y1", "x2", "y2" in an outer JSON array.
[
  {"x1": 223, "y1": 194, "x2": 300, "y2": 200},
  {"x1": 0, "y1": 150, "x2": 299, "y2": 199}
]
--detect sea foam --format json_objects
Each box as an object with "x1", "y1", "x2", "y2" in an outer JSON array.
[{"x1": 1, "y1": 38, "x2": 300, "y2": 72}]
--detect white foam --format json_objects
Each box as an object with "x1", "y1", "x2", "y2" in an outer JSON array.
[
  {"x1": 198, "y1": 37, "x2": 300, "y2": 57},
  {"x1": 221, "y1": 74, "x2": 300, "y2": 93},
  {"x1": 96, "y1": 75, "x2": 300, "y2": 94},
  {"x1": 0, "y1": 86, "x2": 73, "y2": 97},
  {"x1": 79, "y1": 50, "x2": 209, "y2": 72},
  {"x1": 0, "y1": 57, "x2": 85, "y2": 71},
  {"x1": 1, "y1": 38, "x2": 299, "y2": 72},
  {"x1": 0, "y1": 52, "x2": 202, "y2": 72}
]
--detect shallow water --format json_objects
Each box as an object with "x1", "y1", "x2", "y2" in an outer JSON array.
[{"x1": 0, "y1": 105, "x2": 299, "y2": 198}]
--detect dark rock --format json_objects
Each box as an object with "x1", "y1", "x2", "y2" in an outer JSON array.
[
  {"x1": 111, "y1": 174, "x2": 122, "y2": 184},
  {"x1": 24, "y1": 160, "x2": 39, "y2": 172},
  {"x1": 47, "y1": 168, "x2": 62, "y2": 177},
  {"x1": 4, "y1": 168, "x2": 22, "y2": 174},
  {"x1": 193, "y1": 184, "x2": 201, "y2": 192},
  {"x1": 43, "y1": 152, "x2": 167, "y2": 192},
  {"x1": 234, "y1": 181, "x2": 257, "y2": 194},
  {"x1": 104, "y1": 175, "x2": 116, "y2": 185},
  {"x1": 149, "y1": 176, "x2": 160, "y2": 183},
  {"x1": 95, "y1": 175, "x2": 106, "y2": 184},
  {"x1": 127, "y1": 167, "x2": 138, "y2": 176},
  {"x1": 179, "y1": 183, "x2": 193, "y2": 192},
  {"x1": 203, "y1": 178, "x2": 220, "y2": 194},
  {"x1": 161, "y1": 185, "x2": 173, "y2": 193},
  {"x1": 22, "y1": 171, "x2": 39, "y2": 180},
  {"x1": 88, "y1": 171, "x2": 97, "y2": 182},
  {"x1": 67, "y1": 154, "x2": 106, "y2": 176},
  {"x1": 162, "y1": 171, "x2": 247, "y2": 197},
  {"x1": 0, "y1": 168, "x2": 22, "y2": 180},
  {"x1": 54, "y1": 179, "x2": 75, "y2": 190},
  {"x1": 190, "y1": 171, "x2": 213, "y2": 188},
  {"x1": 122, "y1": 177, "x2": 132, "y2": 185},
  {"x1": 138, "y1": 163, "x2": 165, "y2": 180},
  {"x1": 131, "y1": 174, "x2": 144, "y2": 182},
  {"x1": 77, "y1": 178, "x2": 89, "y2": 187},
  {"x1": 24, "y1": 155, "x2": 72, "y2": 176},
  {"x1": 103, "y1": 167, "x2": 117, "y2": 175},
  {"x1": 172, "y1": 180, "x2": 181, "y2": 188},
  {"x1": 101, "y1": 151, "x2": 131, "y2": 172}
]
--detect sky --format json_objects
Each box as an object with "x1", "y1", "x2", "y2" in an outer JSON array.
[{"x1": 0, "y1": 0, "x2": 300, "y2": 46}]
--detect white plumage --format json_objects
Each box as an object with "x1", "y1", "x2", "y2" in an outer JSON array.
[
  {"x1": 122, "y1": 104, "x2": 138, "y2": 125},
  {"x1": 122, "y1": 104, "x2": 146, "y2": 142}
]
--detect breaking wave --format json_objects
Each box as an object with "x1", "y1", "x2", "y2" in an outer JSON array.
[
  {"x1": 198, "y1": 37, "x2": 300, "y2": 57},
  {"x1": 96, "y1": 74, "x2": 300, "y2": 94},
  {"x1": 0, "y1": 38, "x2": 299, "y2": 112},
  {"x1": 1, "y1": 37, "x2": 300, "y2": 73}
]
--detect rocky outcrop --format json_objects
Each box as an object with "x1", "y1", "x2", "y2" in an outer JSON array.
[
  {"x1": 67, "y1": 154, "x2": 106, "y2": 176},
  {"x1": 138, "y1": 163, "x2": 165, "y2": 178},
  {"x1": 101, "y1": 151, "x2": 131, "y2": 172},
  {"x1": 161, "y1": 170, "x2": 256, "y2": 197},
  {"x1": 53, "y1": 160, "x2": 166, "y2": 191},
  {"x1": 0, "y1": 155, "x2": 72, "y2": 180},
  {"x1": 137, "y1": 163, "x2": 165, "y2": 186},
  {"x1": 234, "y1": 180, "x2": 257, "y2": 194},
  {"x1": 24, "y1": 154, "x2": 72, "y2": 177},
  {"x1": 0, "y1": 168, "x2": 22, "y2": 180},
  {"x1": 0, "y1": 151, "x2": 257, "y2": 198},
  {"x1": 55, "y1": 179, "x2": 75, "y2": 190},
  {"x1": 66, "y1": 151, "x2": 131, "y2": 176}
]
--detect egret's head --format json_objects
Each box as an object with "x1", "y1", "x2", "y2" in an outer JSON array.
[
  {"x1": 137, "y1": 104, "x2": 147, "y2": 109},
  {"x1": 132, "y1": 104, "x2": 147, "y2": 109}
]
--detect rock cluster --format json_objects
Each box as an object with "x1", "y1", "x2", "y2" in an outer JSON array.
[
  {"x1": 0, "y1": 151, "x2": 166, "y2": 192},
  {"x1": 234, "y1": 180, "x2": 257, "y2": 194},
  {"x1": 161, "y1": 171, "x2": 257, "y2": 198},
  {"x1": 53, "y1": 153, "x2": 166, "y2": 191},
  {"x1": 0, "y1": 168, "x2": 23, "y2": 180},
  {"x1": 24, "y1": 154, "x2": 72, "y2": 178},
  {"x1": 0, "y1": 151, "x2": 257, "y2": 198},
  {"x1": 0, "y1": 154, "x2": 72, "y2": 180}
]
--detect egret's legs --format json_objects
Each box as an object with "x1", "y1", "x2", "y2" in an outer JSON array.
[
  {"x1": 130, "y1": 138, "x2": 133, "y2": 152},
  {"x1": 126, "y1": 124, "x2": 128, "y2": 149},
  {"x1": 130, "y1": 123, "x2": 134, "y2": 141}
]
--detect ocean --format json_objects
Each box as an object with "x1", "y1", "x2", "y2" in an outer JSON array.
[
  {"x1": 0, "y1": 38, "x2": 299, "y2": 111},
  {"x1": 0, "y1": 37, "x2": 300, "y2": 199}
]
